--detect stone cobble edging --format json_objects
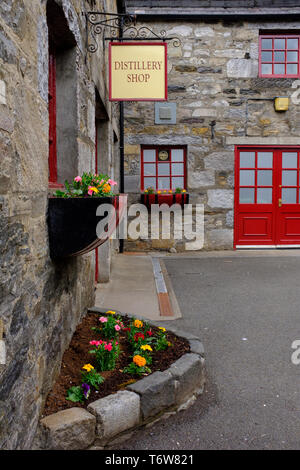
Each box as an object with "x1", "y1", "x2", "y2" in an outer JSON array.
[{"x1": 37, "y1": 308, "x2": 205, "y2": 450}]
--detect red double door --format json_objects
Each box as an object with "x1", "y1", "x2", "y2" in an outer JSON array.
[{"x1": 235, "y1": 146, "x2": 300, "y2": 247}]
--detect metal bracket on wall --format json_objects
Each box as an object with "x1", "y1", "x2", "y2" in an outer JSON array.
[{"x1": 85, "y1": 11, "x2": 181, "y2": 53}]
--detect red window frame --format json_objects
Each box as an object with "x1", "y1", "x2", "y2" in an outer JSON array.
[
  {"x1": 259, "y1": 34, "x2": 300, "y2": 78},
  {"x1": 48, "y1": 48, "x2": 58, "y2": 186},
  {"x1": 141, "y1": 146, "x2": 187, "y2": 191}
]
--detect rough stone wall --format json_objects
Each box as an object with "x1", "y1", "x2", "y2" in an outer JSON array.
[
  {"x1": 0, "y1": 0, "x2": 119, "y2": 449},
  {"x1": 124, "y1": 19, "x2": 300, "y2": 251}
]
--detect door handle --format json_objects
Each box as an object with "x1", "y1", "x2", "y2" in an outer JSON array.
[{"x1": 278, "y1": 198, "x2": 282, "y2": 207}]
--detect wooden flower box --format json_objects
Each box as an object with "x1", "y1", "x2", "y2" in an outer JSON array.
[{"x1": 141, "y1": 192, "x2": 189, "y2": 208}]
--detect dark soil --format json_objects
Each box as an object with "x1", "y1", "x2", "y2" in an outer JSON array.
[{"x1": 43, "y1": 313, "x2": 190, "y2": 416}]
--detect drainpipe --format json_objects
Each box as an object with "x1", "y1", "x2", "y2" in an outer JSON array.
[{"x1": 119, "y1": 1, "x2": 125, "y2": 253}]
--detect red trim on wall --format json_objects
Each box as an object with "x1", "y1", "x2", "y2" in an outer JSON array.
[
  {"x1": 95, "y1": 121, "x2": 99, "y2": 282},
  {"x1": 141, "y1": 145, "x2": 187, "y2": 191},
  {"x1": 234, "y1": 145, "x2": 300, "y2": 248},
  {"x1": 48, "y1": 48, "x2": 57, "y2": 183},
  {"x1": 259, "y1": 34, "x2": 300, "y2": 78},
  {"x1": 109, "y1": 42, "x2": 168, "y2": 102}
]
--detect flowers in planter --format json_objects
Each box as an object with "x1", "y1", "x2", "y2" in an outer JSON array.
[
  {"x1": 123, "y1": 354, "x2": 151, "y2": 376},
  {"x1": 89, "y1": 339, "x2": 120, "y2": 372},
  {"x1": 97, "y1": 314, "x2": 123, "y2": 339},
  {"x1": 143, "y1": 187, "x2": 187, "y2": 194},
  {"x1": 65, "y1": 312, "x2": 174, "y2": 404},
  {"x1": 53, "y1": 172, "x2": 117, "y2": 198},
  {"x1": 81, "y1": 364, "x2": 104, "y2": 390},
  {"x1": 155, "y1": 326, "x2": 171, "y2": 351}
]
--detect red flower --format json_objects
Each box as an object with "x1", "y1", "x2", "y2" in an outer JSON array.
[
  {"x1": 146, "y1": 330, "x2": 153, "y2": 336},
  {"x1": 134, "y1": 332, "x2": 145, "y2": 342},
  {"x1": 123, "y1": 327, "x2": 131, "y2": 332}
]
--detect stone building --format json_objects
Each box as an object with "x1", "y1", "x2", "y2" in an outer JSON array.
[
  {"x1": 123, "y1": 0, "x2": 300, "y2": 251},
  {"x1": 0, "y1": 0, "x2": 121, "y2": 449}
]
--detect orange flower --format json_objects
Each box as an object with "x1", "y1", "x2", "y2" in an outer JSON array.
[
  {"x1": 102, "y1": 183, "x2": 111, "y2": 193},
  {"x1": 134, "y1": 319, "x2": 143, "y2": 328},
  {"x1": 133, "y1": 355, "x2": 147, "y2": 367}
]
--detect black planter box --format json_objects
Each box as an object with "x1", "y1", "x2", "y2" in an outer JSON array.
[{"x1": 47, "y1": 196, "x2": 119, "y2": 259}]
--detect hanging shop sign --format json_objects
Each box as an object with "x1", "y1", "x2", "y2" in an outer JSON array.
[{"x1": 109, "y1": 42, "x2": 167, "y2": 101}]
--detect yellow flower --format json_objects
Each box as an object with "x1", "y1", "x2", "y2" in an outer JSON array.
[
  {"x1": 133, "y1": 355, "x2": 147, "y2": 367},
  {"x1": 106, "y1": 310, "x2": 116, "y2": 315},
  {"x1": 182, "y1": 189, "x2": 186, "y2": 193},
  {"x1": 89, "y1": 186, "x2": 99, "y2": 193},
  {"x1": 158, "y1": 327, "x2": 166, "y2": 332},
  {"x1": 168, "y1": 190, "x2": 173, "y2": 193},
  {"x1": 134, "y1": 319, "x2": 143, "y2": 328},
  {"x1": 82, "y1": 364, "x2": 94, "y2": 372},
  {"x1": 157, "y1": 190, "x2": 161, "y2": 194},
  {"x1": 144, "y1": 189, "x2": 148, "y2": 193},
  {"x1": 141, "y1": 344, "x2": 152, "y2": 352}
]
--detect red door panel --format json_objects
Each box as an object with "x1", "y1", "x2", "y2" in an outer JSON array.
[
  {"x1": 277, "y1": 149, "x2": 300, "y2": 244},
  {"x1": 234, "y1": 146, "x2": 300, "y2": 247}
]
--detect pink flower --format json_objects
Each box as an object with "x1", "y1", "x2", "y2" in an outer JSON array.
[
  {"x1": 99, "y1": 316, "x2": 108, "y2": 323},
  {"x1": 74, "y1": 176, "x2": 82, "y2": 182},
  {"x1": 115, "y1": 325, "x2": 121, "y2": 331},
  {"x1": 104, "y1": 343, "x2": 113, "y2": 352},
  {"x1": 89, "y1": 340, "x2": 103, "y2": 347},
  {"x1": 108, "y1": 179, "x2": 117, "y2": 186},
  {"x1": 88, "y1": 186, "x2": 93, "y2": 196}
]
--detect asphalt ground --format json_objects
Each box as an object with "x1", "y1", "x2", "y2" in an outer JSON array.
[{"x1": 114, "y1": 253, "x2": 300, "y2": 450}]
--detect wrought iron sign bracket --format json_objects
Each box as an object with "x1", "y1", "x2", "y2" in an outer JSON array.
[{"x1": 85, "y1": 11, "x2": 181, "y2": 53}]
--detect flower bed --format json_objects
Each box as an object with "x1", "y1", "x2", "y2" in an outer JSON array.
[{"x1": 43, "y1": 311, "x2": 190, "y2": 417}]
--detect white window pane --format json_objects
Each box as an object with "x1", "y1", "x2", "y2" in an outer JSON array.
[
  {"x1": 172, "y1": 177, "x2": 184, "y2": 189},
  {"x1": 143, "y1": 149, "x2": 156, "y2": 162},
  {"x1": 261, "y1": 38, "x2": 272, "y2": 49},
  {"x1": 239, "y1": 188, "x2": 254, "y2": 204},
  {"x1": 257, "y1": 188, "x2": 272, "y2": 204},
  {"x1": 144, "y1": 177, "x2": 156, "y2": 190},
  {"x1": 144, "y1": 164, "x2": 156, "y2": 176},
  {"x1": 282, "y1": 152, "x2": 297, "y2": 168},
  {"x1": 261, "y1": 51, "x2": 272, "y2": 62},
  {"x1": 172, "y1": 163, "x2": 184, "y2": 175},
  {"x1": 274, "y1": 38, "x2": 285, "y2": 49},
  {"x1": 257, "y1": 170, "x2": 272, "y2": 186},
  {"x1": 171, "y1": 149, "x2": 184, "y2": 162},
  {"x1": 287, "y1": 51, "x2": 298, "y2": 61},
  {"x1": 158, "y1": 177, "x2": 170, "y2": 189},
  {"x1": 287, "y1": 38, "x2": 298, "y2": 49},
  {"x1": 158, "y1": 163, "x2": 170, "y2": 176},
  {"x1": 257, "y1": 152, "x2": 273, "y2": 168},
  {"x1": 287, "y1": 63, "x2": 298, "y2": 75},
  {"x1": 274, "y1": 63, "x2": 285, "y2": 74},
  {"x1": 274, "y1": 51, "x2": 285, "y2": 62},
  {"x1": 240, "y1": 170, "x2": 255, "y2": 186},
  {"x1": 282, "y1": 188, "x2": 297, "y2": 204},
  {"x1": 282, "y1": 170, "x2": 297, "y2": 186},
  {"x1": 261, "y1": 63, "x2": 272, "y2": 75},
  {"x1": 240, "y1": 152, "x2": 255, "y2": 168}
]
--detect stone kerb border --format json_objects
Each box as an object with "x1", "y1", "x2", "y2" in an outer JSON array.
[{"x1": 37, "y1": 308, "x2": 205, "y2": 450}]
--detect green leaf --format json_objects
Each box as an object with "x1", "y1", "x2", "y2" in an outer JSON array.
[{"x1": 66, "y1": 386, "x2": 84, "y2": 403}]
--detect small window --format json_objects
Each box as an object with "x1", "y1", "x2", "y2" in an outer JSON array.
[
  {"x1": 259, "y1": 34, "x2": 300, "y2": 78},
  {"x1": 141, "y1": 146, "x2": 187, "y2": 191}
]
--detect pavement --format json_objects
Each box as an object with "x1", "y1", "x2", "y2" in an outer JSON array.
[
  {"x1": 95, "y1": 253, "x2": 182, "y2": 321},
  {"x1": 110, "y1": 250, "x2": 300, "y2": 450}
]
